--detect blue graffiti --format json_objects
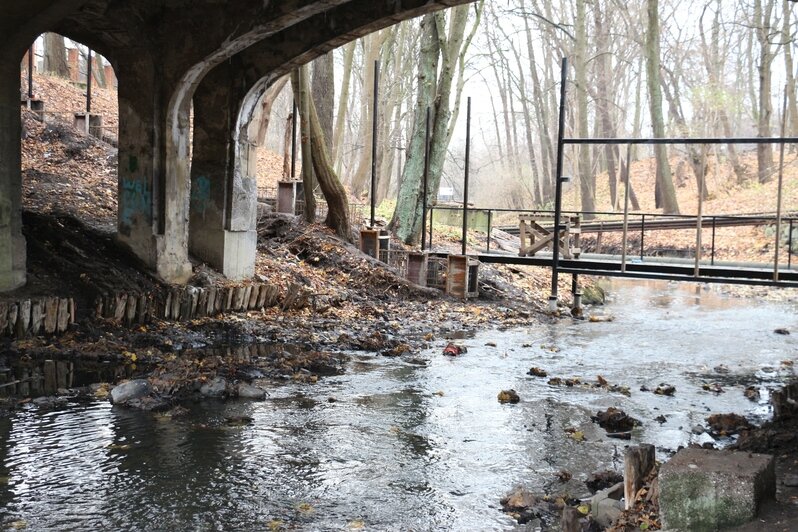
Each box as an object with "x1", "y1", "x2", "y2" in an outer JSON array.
[
  {"x1": 191, "y1": 175, "x2": 211, "y2": 218},
  {"x1": 120, "y1": 179, "x2": 151, "y2": 226}
]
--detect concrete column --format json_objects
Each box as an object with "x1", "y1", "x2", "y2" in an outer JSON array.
[
  {"x1": 189, "y1": 64, "x2": 256, "y2": 280},
  {"x1": 116, "y1": 58, "x2": 192, "y2": 284},
  {"x1": 0, "y1": 60, "x2": 26, "y2": 291}
]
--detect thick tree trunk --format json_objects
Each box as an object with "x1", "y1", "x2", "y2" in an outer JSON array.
[
  {"x1": 575, "y1": 0, "x2": 596, "y2": 217},
  {"x1": 292, "y1": 67, "x2": 316, "y2": 223},
  {"x1": 282, "y1": 113, "x2": 293, "y2": 179},
  {"x1": 43, "y1": 33, "x2": 70, "y2": 78},
  {"x1": 645, "y1": 0, "x2": 680, "y2": 213},
  {"x1": 783, "y1": 0, "x2": 798, "y2": 152},
  {"x1": 312, "y1": 52, "x2": 334, "y2": 153}
]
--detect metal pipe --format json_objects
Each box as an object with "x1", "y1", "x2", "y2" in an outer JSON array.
[
  {"x1": 563, "y1": 136, "x2": 798, "y2": 145},
  {"x1": 550, "y1": 57, "x2": 568, "y2": 310},
  {"x1": 421, "y1": 106, "x2": 431, "y2": 251},
  {"x1": 774, "y1": 91, "x2": 788, "y2": 281},
  {"x1": 370, "y1": 60, "x2": 380, "y2": 228},
  {"x1": 695, "y1": 145, "x2": 706, "y2": 278},
  {"x1": 790, "y1": 218, "x2": 794, "y2": 269},
  {"x1": 86, "y1": 49, "x2": 92, "y2": 114},
  {"x1": 711, "y1": 216, "x2": 717, "y2": 266},
  {"x1": 290, "y1": 100, "x2": 297, "y2": 179},
  {"x1": 27, "y1": 45, "x2": 33, "y2": 99},
  {"x1": 639, "y1": 214, "x2": 646, "y2": 259},
  {"x1": 462, "y1": 96, "x2": 471, "y2": 256},
  {"x1": 621, "y1": 143, "x2": 631, "y2": 273},
  {"x1": 487, "y1": 210, "x2": 493, "y2": 253}
]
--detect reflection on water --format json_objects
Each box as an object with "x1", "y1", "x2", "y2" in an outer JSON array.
[{"x1": 0, "y1": 280, "x2": 796, "y2": 530}]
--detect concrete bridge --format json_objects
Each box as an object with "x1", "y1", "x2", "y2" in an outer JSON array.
[{"x1": 0, "y1": 0, "x2": 471, "y2": 292}]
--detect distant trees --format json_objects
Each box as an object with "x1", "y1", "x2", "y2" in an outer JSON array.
[{"x1": 43, "y1": 33, "x2": 69, "y2": 77}]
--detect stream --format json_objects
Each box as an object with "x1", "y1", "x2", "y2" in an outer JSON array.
[{"x1": 0, "y1": 280, "x2": 796, "y2": 530}]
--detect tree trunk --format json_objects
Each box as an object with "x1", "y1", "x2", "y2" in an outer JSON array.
[
  {"x1": 645, "y1": 0, "x2": 679, "y2": 213},
  {"x1": 43, "y1": 33, "x2": 69, "y2": 78},
  {"x1": 783, "y1": 0, "x2": 798, "y2": 152},
  {"x1": 575, "y1": 0, "x2": 596, "y2": 217},
  {"x1": 756, "y1": 0, "x2": 776, "y2": 183},
  {"x1": 304, "y1": 71, "x2": 352, "y2": 241},
  {"x1": 312, "y1": 52, "x2": 335, "y2": 153},
  {"x1": 333, "y1": 41, "x2": 356, "y2": 170},
  {"x1": 282, "y1": 113, "x2": 293, "y2": 179},
  {"x1": 292, "y1": 67, "x2": 316, "y2": 223},
  {"x1": 255, "y1": 76, "x2": 288, "y2": 147}
]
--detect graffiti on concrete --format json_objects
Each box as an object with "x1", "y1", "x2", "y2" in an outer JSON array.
[
  {"x1": 120, "y1": 178, "x2": 151, "y2": 226},
  {"x1": 191, "y1": 175, "x2": 211, "y2": 218}
]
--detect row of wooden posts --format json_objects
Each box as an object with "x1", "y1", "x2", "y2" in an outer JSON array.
[{"x1": 0, "y1": 282, "x2": 311, "y2": 340}]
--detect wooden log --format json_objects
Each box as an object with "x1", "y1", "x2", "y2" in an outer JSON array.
[
  {"x1": 624, "y1": 444, "x2": 655, "y2": 510},
  {"x1": 56, "y1": 298, "x2": 70, "y2": 332},
  {"x1": 30, "y1": 300, "x2": 43, "y2": 336},
  {"x1": 232, "y1": 286, "x2": 246, "y2": 311},
  {"x1": 113, "y1": 293, "x2": 127, "y2": 322},
  {"x1": 170, "y1": 289, "x2": 181, "y2": 319},
  {"x1": 136, "y1": 295, "x2": 148, "y2": 323},
  {"x1": 206, "y1": 287, "x2": 217, "y2": 316},
  {"x1": 561, "y1": 506, "x2": 581, "y2": 532},
  {"x1": 56, "y1": 361, "x2": 68, "y2": 390},
  {"x1": 7, "y1": 303, "x2": 18, "y2": 336},
  {"x1": 16, "y1": 299, "x2": 31, "y2": 338},
  {"x1": 0, "y1": 301, "x2": 8, "y2": 336},
  {"x1": 224, "y1": 287, "x2": 234, "y2": 310},
  {"x1": 189, "y1": 288, "x2": 199, "y2": 318},
  {"x1": 125, "y1": 295, "x2": 137, "y2": 324},
  {"x1": 94, "y1": 296, "x2": 103, "y2": 318},
  {"x1": 44, "y1": 297, "x2": 58, "y2": 334},
  {"x1": 196, "y1": 289, "x2": 208, "y2": 318},
  {"x1": 163, "y1": 291, "x2": 172, "y2": 319},
  {"x1": 248, "y1": 285, "x2": 260, "y2": 309},
  {"x1": 68, "y1": 298, "x2": 75, "y2": 325},
  {"x1": 43, "y1": 360, "x2": 56, "y2": 395},
  {"x1": 256, "y1": 284, "x2": 268, "y2": 308}
]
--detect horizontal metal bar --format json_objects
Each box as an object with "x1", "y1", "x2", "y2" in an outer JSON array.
[{"x1": 564, "y1": 137, "x2": 798, "y2": 145}]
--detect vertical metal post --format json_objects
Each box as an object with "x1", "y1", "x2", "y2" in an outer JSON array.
[
  {"x1": 550, "y1": 57, "x2": 568, "y2": 311},
  {"x1": 571, "y1": 273, "x2": 581, "y2": 314},
  {"x1": 711, "y1": 216, "x2": 717, "y2": 266},
  {"x1": 486, "y1": 210, "x2": 493, "y2": 253},
  {"x1": 86, "y1": 49, "x2": 92, "y2": 114},
  {"x1": 27, "y1": 46, "x2": 34, "y2": 99},
  {"x1": 621, "y1": 143, "x2": 632, "y2": 273},
  {"x1": 774, "y1": 91, "x2": 788, "y2": 281},
  {"x1": 370, "y1": 60, "x2": 380, "y2": 228},
  {"x1": 421, "y1": 107, "x2": 431, "y2": 251},
  {"x1": 639, "y1": 214, "x2": 646, "y2": 260},
  {"x1": 789, "y1": 218, "x2": 794, "y2": 269},
  {"x1": 462, "y1": 96, "x2": 471, "y2": 256},
  {"x1": 694, "y1": 145, "x2": 706, "y2": 278},
  {"x1": 290, "y1": 100, "x2": 297, "y2": 179}
]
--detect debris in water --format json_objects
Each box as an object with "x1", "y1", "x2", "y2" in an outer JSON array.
[
  {"x1": 498, "y1": 389, "x2": 520, "y2": 404},
  {"x1": 485, "y1": 341, "x2": 497, "y2": 347},
  {"x1": 743, "y1": 386, "x2": 760, "y2": 401},
  {"x1": 774, "y1": 328, "x2": 790, "y2": 335},
  {"x1": 225, "y1": 416, "x2": 254, "y2": 427},
  {"x1": 585, "y1": 470, "x2": 623, "y2": 493},
  {"x1": 653, "y1": 384, "x2": 676, "y2": 396},
  {"x1": 588, "y1": 314, "x2": 614, "y2": 323},
  {"x1": 597, "y1": 375, "x2": 608, "y2": 386},
  {"x1": 702, "y1": 383, "x2": 724, "y2": 394},
  {"x1": 548, "y1": 377, "x2": 563, "y2": 386},
  {"x1": 706, "y1": 413, "x2": 753, "y2": 436},
  {"x1": 591, "y1": 407, "x2": 641, "y2": 432},
  {"x1": 564, "y1": 427, "x2": 585, "y2": 442},
  {"x1": 443, "y1": 343, "x2": 466, "y2": 356},
  {"x1": 528, "y1": 367, "x2": 548, "y2": 377},
  {"x1": 556, "y1": 470, "x2": 572, "y2": 482}
]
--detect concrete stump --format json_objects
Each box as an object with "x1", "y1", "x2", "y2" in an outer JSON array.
[{"x1": 659, "y1": 448, "x2": 775, "y2": 531}]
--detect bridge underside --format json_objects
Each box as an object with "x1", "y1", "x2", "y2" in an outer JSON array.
[{"x1": 0, "y1": 0, "x2": 471, "y2": 291}]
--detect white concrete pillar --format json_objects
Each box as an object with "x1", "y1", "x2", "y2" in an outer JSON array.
[{"x1": 0, "y1": 59, "x2": 26, "y2": 291}]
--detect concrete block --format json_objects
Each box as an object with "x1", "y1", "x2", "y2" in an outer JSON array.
[
  {"x1": 591, "y1": 481, "x2": 624, "y2": 528},
  {"x1": 659, "y1": 448, "x2": 775, "y2": 531}
]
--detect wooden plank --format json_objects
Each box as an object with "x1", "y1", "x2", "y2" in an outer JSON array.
[
  {"x1": 0, "y1": 302, "x2": 8, "y2": 336},
  {"x1": 30, "y1": 300, "x2": 43, "y2": 336},
  {"x1": 113, "y1": 293, "x2": 127, "y2": 322},
  {"x1": 624, "y1": 444, "x2": 655, "y2": 510},
  {"x1": 196, "y1": 289, "x2": 208, "y2": 318},
  {"x1": 248, "y1": 285, "x2": 260, "y2": 309},
  {"x1": 44, "y1": 297, "x2": 57, "y2": 334},
  {"x1": 206, "y1": 287, "x2": 217, "y2": 316},
  {"x1": 125, "y1": 295, "x2": 137, "y2": 324},
  {"x1": 16, "y1": 299, "x2": 31, "y2": 338},
  {"x1": 7, "y1": 304, "x2": 18, "y2": 336},
  {"x1": 56, "y1": 298, "x2": 70, "y2": 332}
]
